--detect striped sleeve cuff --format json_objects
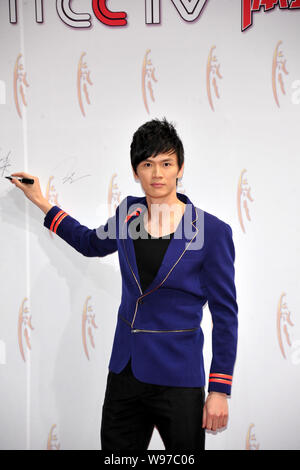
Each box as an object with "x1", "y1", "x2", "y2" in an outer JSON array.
[
  {"x1": 44, "y1": 206, "x2": 69, "y2": 234},
  {"x1": 208, "y1": 373, "x2": 233, "y2": 395}
]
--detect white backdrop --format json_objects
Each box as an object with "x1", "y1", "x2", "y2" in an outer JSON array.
[{"x1": 0, "y1": 0, "x2": 300, "y2": 450}]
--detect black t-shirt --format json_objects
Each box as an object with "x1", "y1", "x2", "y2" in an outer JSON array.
[{"x1": 132, "y1": 215, "x2": 174, "y2": 293}]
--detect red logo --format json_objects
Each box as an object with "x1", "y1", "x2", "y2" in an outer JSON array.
[
  {"x1": 77, "y1": 52, "x2": 93, "y2": 117},
  {"x1": 13, "y1": 54, "x2": 29, "y2": 119},
  {"x1": 242, "y1": 0, "x2": 300, "y2": 32},
  {"x1": 18, "y1": 297, "x2": 34, "y2": 362},
  {"x1": 272, "y1": 41, "x2": 289, "y2": 108},
  {"x1": 142, "y1": 50, "x2": 158, "y2": 114},
  {"x1": 206, "y1": 46, "x2": 223, "y2": 112},
  {"x1": 82, "y1": 296, "x2": 98, "y2": 361}
]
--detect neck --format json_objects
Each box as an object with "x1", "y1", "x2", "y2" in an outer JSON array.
[{"x1": 144, "y1": 189, "x2": 186, "y2": 223}]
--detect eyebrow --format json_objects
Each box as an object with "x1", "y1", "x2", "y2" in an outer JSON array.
[{"x1": 144, "y1": 157, "x2": 175, "y2": 163}]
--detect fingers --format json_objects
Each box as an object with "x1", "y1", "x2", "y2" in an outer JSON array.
[
  {"x1": 11, "y1": 172, "x2": 34, "y2": 178},
  {"x1": 221, "y1": 414, "x2": 228, "y2": 428},
  {"x1": 10, "y1": 177, "x2": 30, "y2": 195},
  {"x1": 9, "y1": 172, "x2": 44, "y2": 207},
  {"x1": 212, "y1": 415, "x2": 221, "y2": 431},
  {"x1": 9, "y1": 172, "x2": 38, "y2": 191},
  {"x1": 202, "y1": 393, "x2": 229, "y2": 432},
  {"x1": 204, "y1": 413, "x2": 226, "y2": 431},
  {"x1": 202, "y1": 405, "x2": 228, "y2": 431},
  {"x1": 10, "y1": 177, "x2": 23, "y2": 189}
]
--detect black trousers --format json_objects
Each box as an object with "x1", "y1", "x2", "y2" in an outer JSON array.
[{"x1": 100, "y1": 359, "x2": 205, "y2": 451}]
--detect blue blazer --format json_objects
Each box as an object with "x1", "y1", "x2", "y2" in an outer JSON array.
[{"x1": 44, "y1": 192, "x2": 238, "y2": 395}]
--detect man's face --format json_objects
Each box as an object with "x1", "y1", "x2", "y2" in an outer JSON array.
[{"x1": 133, "y1": 151, "x2": 184, "y2": 197}]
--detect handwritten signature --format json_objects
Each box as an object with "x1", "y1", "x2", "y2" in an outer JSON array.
[
  {"x1": 62, "y1": 170, "x2": 91, "y2": 185},
  {"x1": 0, "y1": 150, "x2": 12, "y2": 177}
]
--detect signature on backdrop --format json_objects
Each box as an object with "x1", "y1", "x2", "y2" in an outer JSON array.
[
  {"x1": 0, "y1": 148, "x2": 12, "y2": 177},
  {"x1": 51, "y1": 156, "x2": 91, "y2": 186}
]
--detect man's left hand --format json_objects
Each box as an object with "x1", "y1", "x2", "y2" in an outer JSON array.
[{"x1": 202, "y1": 392, "x2": 228, "y2": 431}]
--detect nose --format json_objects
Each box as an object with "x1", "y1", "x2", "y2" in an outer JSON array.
[{"x1": 152, "y1": 165, "x2": 163, "y2": 178}]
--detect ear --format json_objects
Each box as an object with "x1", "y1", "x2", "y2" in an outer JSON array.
[
  {"x1": 177, "y1": 162, "x2": 184, "y2": 180},
  {"x1": 132, "y1": 166, "x2": 139, "y2": 181}
]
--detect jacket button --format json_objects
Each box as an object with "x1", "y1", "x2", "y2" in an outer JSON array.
[{"x1": 138, "y1": 298, "x2": 143, "y2": 304}]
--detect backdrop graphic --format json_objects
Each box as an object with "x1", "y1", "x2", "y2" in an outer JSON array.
[{"x1": 0, "y1": 0, "x2": 299, "y2": 450}]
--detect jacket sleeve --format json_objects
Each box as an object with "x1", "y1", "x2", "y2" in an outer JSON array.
[
  {"x1": 43, "y1": 204, "x2": 119, "y2": 257},
  {"x1": 202, "y1": 221, "x2": 238, "y2": 395}
]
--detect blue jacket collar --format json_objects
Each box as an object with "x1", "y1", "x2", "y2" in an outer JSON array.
[{"x1": 121, "y1": 192, "x2": 201, "y2": 296}]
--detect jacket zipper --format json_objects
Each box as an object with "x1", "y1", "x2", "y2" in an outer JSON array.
[
  {"x1": 131, "y1": 327, "x2": 199, "y2": 333},
  {"x1": 122, "y1": 208, "x2": 200, "y2": 330},
  {"x1": 122, "y1": 223, "x2": 143, "y2": 295}
]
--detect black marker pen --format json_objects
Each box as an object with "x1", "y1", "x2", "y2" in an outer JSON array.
[{"x1": 5, "y1": 176, "x2": 34, "y2": 184}]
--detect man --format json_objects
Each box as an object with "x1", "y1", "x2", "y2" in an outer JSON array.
[{"x1": 10, "y1": 118, "x2": 238, "y2": 451}]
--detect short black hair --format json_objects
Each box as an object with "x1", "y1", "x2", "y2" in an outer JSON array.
[{"x1": 130, "y1": 117, "x2": 184, "y2": 185}]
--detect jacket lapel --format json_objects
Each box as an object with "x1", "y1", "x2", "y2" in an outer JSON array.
[
  {"x1": 121, "y1": 203, "x2": 144, "y2": 295},
  {"x1": 121, "y1": 192, "x2": 202, "y2": 296}
]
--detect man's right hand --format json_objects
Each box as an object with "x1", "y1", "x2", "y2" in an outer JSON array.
[{"x1": 10, "y1": 172, "x2": 53, "y2": 214}]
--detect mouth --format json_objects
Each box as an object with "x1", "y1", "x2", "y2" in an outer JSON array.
[{"x1": 151, "y1": 183, "x2": 165, "y2": 187}]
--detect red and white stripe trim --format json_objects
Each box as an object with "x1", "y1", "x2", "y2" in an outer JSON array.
[
  {"x1": 49, "y1": 210, "x2": 69, "y2": 234},
  {"x1": 209, "y1": 373, "x2": 233, "y2": 386},
  {"x1": 125, "y1": 207, "x2": 142, "y2": 223}
]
